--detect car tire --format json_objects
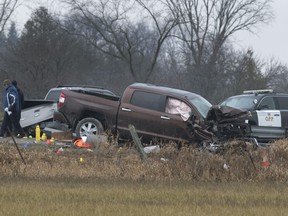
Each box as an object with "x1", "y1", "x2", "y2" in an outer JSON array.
[{"x1": 75, "y1": 117, "x2": 104, "y2": 138}]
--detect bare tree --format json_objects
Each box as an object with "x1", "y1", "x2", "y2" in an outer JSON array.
[
  {"x1": 0, "y1": 0, "x2": 19, "y2": 34},
  {"x1": 133, "y1": 0, "x2": 179, "y2": 81},
  {"x1": 164, "y1": 0, "x2": 273, "y2": 99},
  {"x1": 61, "y1": 0, "x2": 178, "y2": 82},
  {"x1": 265, "y1": 58, "x2": 288, "y2": 92}
]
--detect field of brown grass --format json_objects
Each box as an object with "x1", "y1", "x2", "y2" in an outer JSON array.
[
  {"x1": 1, "y1": 137, "x2": 288, "y2": 215},
  {"x1": 1, "y1": 138, "x2": 288, "y2": 181}
]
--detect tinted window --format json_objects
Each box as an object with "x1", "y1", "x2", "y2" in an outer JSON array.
[
  {"x1": 130, "y1": 91, "x2": 166, "y2": 112},
  {"x1": 276, "y1": 96, "x2": 288, "y2": 109},
  {"x1": 258, "y1": 97, "x2": 275, "y2": 110},
  {"x1": 44, "y1": 90, "x2": 61, "y2": 101}
]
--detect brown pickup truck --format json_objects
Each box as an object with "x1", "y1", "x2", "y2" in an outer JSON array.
[{"x1": 53, "y1": 83, "x2": 249, "y2": 146}]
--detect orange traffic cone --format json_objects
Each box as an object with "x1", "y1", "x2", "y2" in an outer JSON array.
[
  {"x1": 74, "y1": 138, "x2": 92, "y2": 148},
  {"x1": 261, "y1": 150, "x2": 270, "y2": 167}
]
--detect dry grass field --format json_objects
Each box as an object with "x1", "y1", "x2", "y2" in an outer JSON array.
[
  {"x1": 1, "y1": 136, "x2": 288, "y2": 215},
  {"x1": 1, "y1": 178, "x2": 288, "y2": 216}
]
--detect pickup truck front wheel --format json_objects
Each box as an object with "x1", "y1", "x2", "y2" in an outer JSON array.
[{"x1": 75, "y1": 117, "x2": 104, "y2": 138}]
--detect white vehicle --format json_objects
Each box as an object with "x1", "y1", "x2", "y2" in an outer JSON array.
[{"x1": 20, "y1": 88, "x2": 62, "y2": 131}]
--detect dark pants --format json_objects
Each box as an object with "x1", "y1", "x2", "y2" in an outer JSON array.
[
  {"x1": 17, "y1": 105, "x2": 22, "y2": 122},
  {"x1": 0, "y1": 111, "x2": 24, "y2": 137},
  {"x1": 0, "y1": 112, "x2": 11, "y2": 136}
]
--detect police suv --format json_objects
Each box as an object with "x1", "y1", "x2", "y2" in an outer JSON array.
[{"x1": 220, "y1": 89, "x2": 288, "y2": 144}]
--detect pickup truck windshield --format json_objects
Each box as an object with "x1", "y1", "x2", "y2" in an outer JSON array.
[{"x1": 188, "y1": 95, "x2": 212, "y2": 118}]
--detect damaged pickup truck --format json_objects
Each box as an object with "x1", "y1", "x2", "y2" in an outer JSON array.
[{"x1": 53, "y1": 83, "x2": 250, "y2": 149}]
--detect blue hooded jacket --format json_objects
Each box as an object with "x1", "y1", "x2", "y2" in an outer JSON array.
[{"x1": 3, "y1": 84, "x2": 20, "y2": 112}]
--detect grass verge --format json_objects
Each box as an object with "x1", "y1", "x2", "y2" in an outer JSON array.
[
  {"x1": 0, "y1": 177, "x2": 288, "y2": 216},
  {"x1": 1, "y1": 138, "x2": 288, "y2": 215}
]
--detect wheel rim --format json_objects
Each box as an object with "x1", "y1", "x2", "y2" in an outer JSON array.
[{"x1": 79, "y1": 122, "x2": 98, "y2": 137}]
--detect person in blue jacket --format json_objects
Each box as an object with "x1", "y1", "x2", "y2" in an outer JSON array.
[
  {"x1": 0, "y1": 79, "x2": 25, "y2": 138},
  {"x1": 12, "y1": 80, "x2": 24, "y2": 122}
]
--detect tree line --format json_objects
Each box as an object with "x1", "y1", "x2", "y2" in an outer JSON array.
[{"x1": 1, "y1": 0, "x2": 288, "y2": 105}]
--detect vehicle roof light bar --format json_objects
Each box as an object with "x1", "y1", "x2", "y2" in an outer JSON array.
[{"x1": 243, "y1": 89, "x2": 274, "y2": 94}]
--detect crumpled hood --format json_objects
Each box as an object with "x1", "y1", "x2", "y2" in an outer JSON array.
[{"x1": 206, "y1": 105, "x2": 250, "y2": 124}]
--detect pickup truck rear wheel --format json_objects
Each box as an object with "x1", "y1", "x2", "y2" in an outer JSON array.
[{"x1": 75, "y1": 118, "x2": 104, "y2": 138}]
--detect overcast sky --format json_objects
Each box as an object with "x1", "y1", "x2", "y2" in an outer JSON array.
[
  {"x1": 12, "y1": 0, "x2": 288, "y2": 66},
  {"x1": 234, "y1": 0, "x2": 288, "y2": 65}
]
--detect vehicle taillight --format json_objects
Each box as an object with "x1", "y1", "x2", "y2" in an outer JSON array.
[{"x1": 58, "y1": 93, "x2": 65, "y2": 108}]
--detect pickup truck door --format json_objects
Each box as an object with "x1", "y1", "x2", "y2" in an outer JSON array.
[
  {"x1": 117, "y1": 91, "x2": 193, "y2": 142},
  {"x1": 157, "y1": 111, "x2": 193, "y2": 142},
  {"x1": 118, "y1": 105, "x2": 167, "y2": 140},
  {"x1": 117, "y1": 91, "x2": 166, "y2": 141}
]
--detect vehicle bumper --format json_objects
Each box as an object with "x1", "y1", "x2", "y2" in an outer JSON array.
[{"x1": 248, "y1": 125, "x2": 288, "y2": 146}]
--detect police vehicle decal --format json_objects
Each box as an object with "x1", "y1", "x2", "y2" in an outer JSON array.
[{"x1": 256, "y1": 110, "x2": 281, "y2": 127}]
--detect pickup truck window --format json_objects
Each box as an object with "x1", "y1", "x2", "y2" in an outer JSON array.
[
  {"x1": 130, "y1": 91, "x2": 166, "y2": 112},
  {"x1": 165, "y1": 97, "x2": 191, "y2": 121}
]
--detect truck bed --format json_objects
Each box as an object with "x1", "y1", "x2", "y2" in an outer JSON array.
[{"x1": 55, "y1": 89, "x2": 120, "y2": 131}]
